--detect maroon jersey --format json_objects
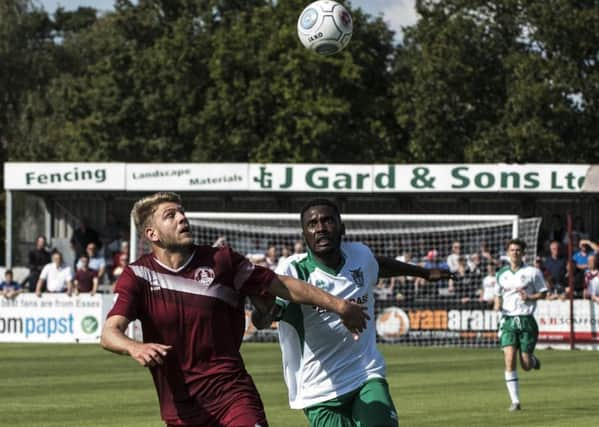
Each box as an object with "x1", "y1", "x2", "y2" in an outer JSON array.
[{"x1": 107, "y1": 245, "x2": 275, "y2": 425}]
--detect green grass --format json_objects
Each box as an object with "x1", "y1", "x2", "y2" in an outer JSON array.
[{"x1": 1, "y1": 343, "x2": 597, "y2": 426}]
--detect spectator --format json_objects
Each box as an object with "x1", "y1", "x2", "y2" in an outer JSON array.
[
  {"x1": 446, "y1": 240, "x2": 462, "y2": 273},
  {"x1": 454, "y1": 256, "x2": 480, "y2": 302},
  {"x1": 418, "y1": 249, "x2": 448, "y2": 296},
  {"x1": 374, "y1": 278, "x2": 395, "y2": 301},
  {"x1": 584, "y1": 254, "x2": 599, "y2": 291},
  {"x1": 24, "y1": 235, "x2": 51, "y2": 292},
  {"x1": 110, "y1": 252, "x2": 129, "y2": 293},
  {"x1": 479, "y1": 263, "x2": 497, "y2": 305},
  {"x1": 543, "y1": 240, "x2": 567, "y2": 291},
  {"x1": 78, "y1": 242, "x2": 106, "y2": 283},
  {"x1": 111, "y1": 240, "x2": 130, "y2": 267},
  {"x1": 278, "y1": 245, "x2": 291, "y2": 265},
  {"x1": 391, "y1": 251, "x2": 417, "y2": 301},
  {"x1": 478, "y1": 240, "x2": 496, "y2": 268},
  {"x1": 264, "y1": 245, "x2": 278, "y2": 270},
  {"x1": 74, "y1": 254, "x2": 99, "y2": 296},
  {"x1": 70, "y1": 218, "x2": 101, "y2": 267},
  {"x1": 573, "y1": 239, "x2": 597, "y2": 294},
  {"x1": 1, "y1": 270, "x2": 23, "y2": 300},
  {"x1": 293, "y1": 239, "x2": 305, "y2": 254},
  {"x1": 584, "y1": 275, "x2": 599, "y2": 303},
  {"x1": 35, "y1": 250, "x2": 73, "y2": 297},
  {"x1": 533, "y1": 256, "x2": 563, "y2": 300},
  {"x1": 467, "y1": 252, "x2": 484, "y2": 276},
  {"x1": 573, "y1": 239, "x2": 597, "y2": 270}
]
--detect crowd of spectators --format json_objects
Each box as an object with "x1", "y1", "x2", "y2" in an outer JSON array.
[
  {"x1": 6, "y1": 214, "x2": 599, "y2": 305},
  {"x1": 7, "y1": 217, "x2": 130, "y2": 299}
]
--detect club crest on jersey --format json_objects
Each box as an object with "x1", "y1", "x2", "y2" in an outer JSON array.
[
  {"x1": 194, "y1": 267, "x2": 215, "y2": 286},
  {"x1": 350, "y1": 267, "x2": 364, "y2": 287}
]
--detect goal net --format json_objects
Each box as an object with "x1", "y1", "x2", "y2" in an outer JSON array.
[{"x1": 130, "y1": 213, "x2": 542, "y2": 347}]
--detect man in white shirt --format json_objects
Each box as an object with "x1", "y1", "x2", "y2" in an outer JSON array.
[
  {"x1": 585, "y1": 275, "x2": 599, "y2": 303},
  {"x1": 494, "y1": 238, "x2": 547, "y2": 412},
  {"x1": 35, "y1": 250, "x2": 73, "y2": 296}
]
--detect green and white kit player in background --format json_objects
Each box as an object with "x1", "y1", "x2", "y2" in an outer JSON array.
[
  {"x1": 493, "y1": 238, "x2": 547, "y2": 412},
  {"x1": 252, "y1": 199, "x2": 453, "y2": 427}
]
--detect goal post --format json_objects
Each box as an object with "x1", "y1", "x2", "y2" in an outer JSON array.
[{"x1": 129, "y1": 212, "x2": 542, "y2": 347}]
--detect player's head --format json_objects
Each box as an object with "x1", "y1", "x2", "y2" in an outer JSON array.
[
  {"x1": 506, "y1": 238, "x2": 526, "y2": 265},
  {"x1": 300, "y1": 199, "x2": 345, "y2": 257},
  {"x1": 132, "y1": 192, "x2": 193, "y2": 250}
]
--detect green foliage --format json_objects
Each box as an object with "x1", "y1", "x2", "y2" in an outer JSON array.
[
  {"x1": 395, "y1": 0, "x2": 599, "y2": 162},
  {"x1": 2, "y1": 0, "x2": 598, "y2": 163}
]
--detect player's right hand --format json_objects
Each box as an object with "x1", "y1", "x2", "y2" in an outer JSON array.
[
  {"x1": 339, "y1": 300, "x2": 369, "y2": 335},
  {"x1": 128, "y1": 342, "x2": 172, "y2": 368}
]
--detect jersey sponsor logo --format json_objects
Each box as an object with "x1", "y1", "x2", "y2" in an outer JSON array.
[
  {"x1": 314, "y1": 279, "x2": 333, "y2": 291},
  {"x1": 193, "y1": 267, "x2": 215, "y2": 286},
  {"x1": 349, "y1": 267, "x2": 365, "y2": 287}
]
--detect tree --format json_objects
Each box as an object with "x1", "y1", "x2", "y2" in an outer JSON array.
[
  {"x1": 192, "y1": 0, "x2": 400, "y2": 162},
  {"x1": 9, "y1": 0, "x2": 400, "y2": 163},
  {"x1": 393, "y1": 0, "x2": 599, "y2": 162}
]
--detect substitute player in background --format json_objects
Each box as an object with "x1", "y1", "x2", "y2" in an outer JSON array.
[
  {"x1": 100, "y1": 192, "x2": 367, "y2": 427},
  {"x1": 494, "y1": 238, "x2": 546, "y2": 412},
  {"x1": 252, "y1": 199, "x2": 452, "y2": 427}
]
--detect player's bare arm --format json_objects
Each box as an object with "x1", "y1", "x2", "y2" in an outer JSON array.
[
  {"x1": 250, "y1": 294, "x2": 277, "y2": 330},
  {"x1": 268, "y1": 274, "x2": 369, "y2": 334},
  {"x1": 101, "y1": 315, "x2": 172, "y2": 367},
  {"x1": 376, "y1": 256, "x2": 453, "y2": 281},
  {"x1": 493, "y1": 295, "x2": 501, "y2": 311}
]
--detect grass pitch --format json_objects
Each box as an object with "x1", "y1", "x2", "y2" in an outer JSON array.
[{"x1": 1, "y1": 343, "x2": 597, "y2": 426}]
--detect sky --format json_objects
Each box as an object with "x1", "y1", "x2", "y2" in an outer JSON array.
[{"x1": 37, "y1": 0, "x2": 419, "y2": 39}]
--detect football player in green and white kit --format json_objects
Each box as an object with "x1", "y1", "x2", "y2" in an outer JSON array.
[
  {"x1": 252, "y1": 199, "x2": 452, "y2": 427},
  {"x1": 494, "y1": 238, "x2": 547, "y2": 412}
]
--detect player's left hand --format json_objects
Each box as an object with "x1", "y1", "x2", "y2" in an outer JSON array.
[
  {"x1": 428, "y1": 268, "x2": 455, "y2": 281},
  {"x1": 338, "y1": 301, "x2": 369, "y2": 334}
]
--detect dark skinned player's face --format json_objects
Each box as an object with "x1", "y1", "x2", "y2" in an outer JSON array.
[{"x1": 301, "y1": 205, "x2": 344, "y2": 257}]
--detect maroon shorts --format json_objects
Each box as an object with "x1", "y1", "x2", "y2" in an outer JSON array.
[{"x1": 164, "y1": 375, "x2": 268, "y2": 427}]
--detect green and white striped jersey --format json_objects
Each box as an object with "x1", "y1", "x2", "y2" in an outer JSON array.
[
  {"x1": 494, "y1": 264, "x2": 547, "y2": 316},
  {"x1": 274, "y1": 241, "x2": 386, "y2": 409}
]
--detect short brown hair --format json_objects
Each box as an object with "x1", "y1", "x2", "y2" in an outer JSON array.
[
  {"x1": 131, "y1": 192, "x2": 182, "y2": 232},
  {"x1": 506, "y1": 238, "x2": 527, "y2": 251}
]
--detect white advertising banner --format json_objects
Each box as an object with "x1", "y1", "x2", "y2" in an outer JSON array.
[
  {"x1": 249, "y1": 163, "x2": 591, "y2": 192},
  {"x1": 536, "y1": 299, "x2": 599, "y2": 343},
  {"x1": 0, "y1": 294, "x2": 103, "y2": 343},
  {"x1": 3, "y1": 162, "x2": 593, "y2": 193},
  {"x1": 3, "y1": 162, "x2": 126, "y2": 190},
  {"x1": 126, "y1": 163, "x2": 249, "y2": 191}
]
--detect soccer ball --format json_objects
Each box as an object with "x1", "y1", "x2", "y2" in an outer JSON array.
[{"x1": 297, "y1": 1, "x2": 353, "y2": 56}]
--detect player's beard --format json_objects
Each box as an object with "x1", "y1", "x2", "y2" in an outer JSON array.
[{"x1": 157, "y1": 232, "x2": 194, "y2": 253}]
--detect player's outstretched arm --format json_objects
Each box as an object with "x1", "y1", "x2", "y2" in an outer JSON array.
[
  {"x1": 376, "y1": 256, "x2": 453, "y2": 281},
  {"x1": 268, "y1": 275, "x2": 369, "y2": 334},
  {"x1": 101, "y1": 315, "x2": 171, "y2": 367}
]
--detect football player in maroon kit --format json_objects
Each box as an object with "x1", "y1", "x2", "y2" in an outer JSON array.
[{"x1": 101, "y1": 192, "x2": 367, "y2": 427}]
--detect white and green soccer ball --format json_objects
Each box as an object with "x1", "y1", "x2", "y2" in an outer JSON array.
[{"x1": 297, "y1": 1, "x2": 353, "y2": 56}]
